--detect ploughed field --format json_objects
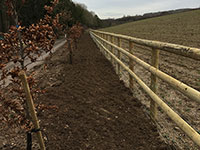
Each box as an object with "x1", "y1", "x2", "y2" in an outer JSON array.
[
  {"x1": 101, "y1": 9, "x2": 200, "y2": 150},
  {"x1": 0, "y1": 33, "x2": 175, "y2": 149},
  {"x1": 102, "y1": 9, "x2": 200, "y2": 48}
]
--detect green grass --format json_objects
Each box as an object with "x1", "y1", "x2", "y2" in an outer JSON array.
[{"x1": 101, "y1": 9, "x2": 200, "y2": 48}]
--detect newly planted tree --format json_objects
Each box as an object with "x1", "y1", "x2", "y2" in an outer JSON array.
[
  {"x1": 0, "y1": 0, "x2": 62, "y2": 149},
  {"x1": 66, "y1": 23, "x2": 84, "y2": 64}
]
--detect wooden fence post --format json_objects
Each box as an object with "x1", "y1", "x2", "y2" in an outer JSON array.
[
  {"x1": 108, "y1": 35, "x2": 111, "y2": 60},
  {"x1": 103, "y1": 34, "x2": 106, "y2": 56},
  {"x1": 111, "y1": 36, "x2": 114, "y2": 65},
  {"x1": 105, "y1": 35, "x2": 109, "y2": 59},
  {"x1": 19, "y1": 71, "x2": 46, "y2": 150},
  {"x1": 98, "y1": 33, "x2": 102, "y2": 53},
  {"x1": 117, "y1": 37, "x2": 122, "y2": 75},
  {"x1": 129, "y1": 41, "x2": 134, "y2": 90},
  {"x1": 150, "y1": 49, "x2": 160, "y2": 120},
  {"x1": 104, "y1": 34, "x2": 107, "y2": 58}
]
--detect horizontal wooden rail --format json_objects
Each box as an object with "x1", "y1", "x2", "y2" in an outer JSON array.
[
  {"x1": 91, "y1": 32, "x2": 200, "y2": 104},
  {"x1": 91, "y1": 30, "x2": 200, "y2": 61},
  {"x1": 90, "y1": 32, "x2": 200, "y2": 147}
]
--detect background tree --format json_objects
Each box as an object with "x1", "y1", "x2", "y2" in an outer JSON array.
[{"x1": 0, "y1": 0, "x2": 102, "y2": 33}]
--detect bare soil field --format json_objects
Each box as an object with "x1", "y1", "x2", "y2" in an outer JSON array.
[
  {"x1": 0, "y1": 33, "x2": 175, "y2": 149},
  {"x1": 101, "y1": 9, "x2": 200, "y2": 150},
  {"x1": 102, "y1": 9, "x2": 200, "y2": 48}
]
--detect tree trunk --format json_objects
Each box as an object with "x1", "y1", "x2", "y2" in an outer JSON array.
[
  {"x1": 0, "y1": 10, "x2": 3, "y2": 32},
  {"x1": 67, "y1": 39, "x2": 73, "y2": 64},
  {"x1": 0, "y1": 5, "x2": 8, "y2": 33}
]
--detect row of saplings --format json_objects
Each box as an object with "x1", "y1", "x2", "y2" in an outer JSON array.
[{"x1": 0, "y1": 0, "x2": 84, "y2": 149}]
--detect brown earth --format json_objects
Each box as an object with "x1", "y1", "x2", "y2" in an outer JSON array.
[{"x1": 0, "y1": 33, "x2": 178, "y2": 149}]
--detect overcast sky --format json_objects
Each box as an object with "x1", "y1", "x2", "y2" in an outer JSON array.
[{"x1": 72, "y1": 0, "x2": 200, "y2": 19}]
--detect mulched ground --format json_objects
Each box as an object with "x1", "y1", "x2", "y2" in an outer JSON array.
[
  {"x1": 1, "y1": 33, "x2": 177, "y2": 150},
  {"x1": 36, "y1": 33, "x2": 177, "y2": 150}
]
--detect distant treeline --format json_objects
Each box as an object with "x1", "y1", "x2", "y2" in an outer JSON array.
[
  {"x1": 1, "y1": 1, "x2": 199, "y2": 33},
  {"x1": 101, "y1": 8, "x2": 200, "y2": 28},
  {"x1": 0, "y1": 0, "x2": 101, "y2": 33}
]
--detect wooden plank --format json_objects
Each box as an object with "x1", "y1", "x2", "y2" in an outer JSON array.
[
  {"x1": 150, "y1": 48, "x2": 160, "y2": 120},
  {"x1": 92, "y1": 35, "x2": 200, "y2": 147},
  {"x1": 91, "y1": 30, "x2": 200, "y2": 60}
]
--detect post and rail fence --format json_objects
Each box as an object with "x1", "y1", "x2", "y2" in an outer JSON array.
[{"x1": 89, "y1": 29, "x2": 200, "y2": 147}]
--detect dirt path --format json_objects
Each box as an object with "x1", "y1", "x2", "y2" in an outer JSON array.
[
  {"x1": 0, "y1": 33, "x2": 176, "y2": 150},
  {"x1": 34, "y1": 33, "x2": 175, "y2": 150}
]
